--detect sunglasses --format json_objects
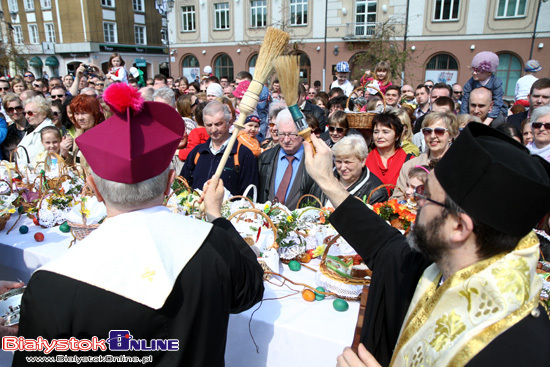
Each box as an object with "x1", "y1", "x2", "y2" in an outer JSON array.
[
  {"x1": 24, "y1": 111, "x2": 36, "y2": 117},
  {"x1": 422, "y1": 127, "x2": 448, "y2": 136},
  {"x1": 414, "y1": 185, "x2": 449, "y2": 209},
  {"x1": 0, "y1": 87, "x2": 10, "y2": 91},
  {"x1": 24, "y1": 74, "x2": 33, "y2": 77},
  {"x1": 532, "y1": 122, "x2": 550, "y2": 130},
  {"x1": 453, "y1": 91, "x2": 463, "y2": 94},
  {"x1": 328, "y1": 126, "x2": 345, "y2": 134},
  {"x1": 97, "y1": 83, "x2": 104, "y2": 86},
  {"x1": 51, "y1": 94, "x2": 65, "y2": 99},
  {"x1": 425, "y1": 85, "x2": 433, "y2": 89},
  {"x1": 33, "y1": 84, "x2": 41, "y2": 88},
  {"x1": 7, "y1": 106, "x2": 23, "y2": 113}
]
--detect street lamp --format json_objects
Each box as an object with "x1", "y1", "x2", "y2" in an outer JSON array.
[{"x1": 165, "y1": 0, "x2": 175, "y2": 77}]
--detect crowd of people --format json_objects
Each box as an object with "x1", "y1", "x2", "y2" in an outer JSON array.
[{"x1": 1, "y1": 50, "x2": 550, "y2": 366}]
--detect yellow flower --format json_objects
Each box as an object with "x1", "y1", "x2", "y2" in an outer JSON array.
[
  {"x1": 287, "y1": 215, "x2": 294, "y2": 222},
  {"x1": 312, "y1": 244, "x2": 326, "y2": 258}
]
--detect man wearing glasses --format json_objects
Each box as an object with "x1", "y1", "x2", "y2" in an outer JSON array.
[
  {"x1": 50, "y1": 85, "x2": 67, "y2": 103},
  {"x1": 452, "y1": 83, "x2": 463, "y2": 104},
  {"x1": 257, "y1": 108, "x2": 314, "y2": 209},
  {"x1": 23, "y1": 71, "x2": 35, "y2": 89},
  {"x1": 32, "y1": 78, "x2": 49, "y2": 96},
  {"x1": 303, "y1": 124, "x2": 550, "y2": 367}
]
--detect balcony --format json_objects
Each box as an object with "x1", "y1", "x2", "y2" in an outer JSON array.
[{"x1": 343, "y1": 22, "x2": 379, "y2": 40}]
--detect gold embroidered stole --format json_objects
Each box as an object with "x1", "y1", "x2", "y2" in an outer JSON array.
[{"x1": 390, "y1": 231, "x2": 542, "y2": 367}]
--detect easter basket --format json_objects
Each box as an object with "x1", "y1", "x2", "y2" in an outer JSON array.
[
  {"x1": 317, "y1": 234, "x2": 371, "y2": 301},
  {"x1": 346, "y1": 85, "x2": 386, "y2": 130},
  {"x1": 228, "y1": 208, "x2": 279, "y2": 279}
]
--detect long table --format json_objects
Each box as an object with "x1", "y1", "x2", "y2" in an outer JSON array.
[{"x1": 0, "y1": 214, "x2": 359, "y2": 366}]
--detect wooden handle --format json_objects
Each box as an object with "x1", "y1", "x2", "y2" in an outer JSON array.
[{"x1": 298, "y1": 127, "x2": 315, "y2": 155}]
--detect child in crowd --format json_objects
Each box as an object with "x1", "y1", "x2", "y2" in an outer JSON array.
[
  {"x1": 459, "y1": 51, "x2": 507, "y2": 125},
  {"x1": 360, "y1": 61, "x2": 393, "y2": 95},
  {"x1": 515, "y1": 60, "x2": 542, "y2": 106},
  {"x1": 237, "y1": 115, "x2": 261, "y2": 157},
  {"x1": 330, "y1": 61, "x2": 354, "y2": 96},
  {"x1": 404, "y1": 165, "x2": 430, "y2": 203},
  {"x1": 35, "y1": 126, "x2": 72, "y2": 165},
  {"x1": 106, "y1": 53, "x2": 128, "y2": 84}
]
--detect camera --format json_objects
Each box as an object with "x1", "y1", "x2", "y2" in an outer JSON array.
[{"x1": 81, "y1": 64, "x2": 95, "y2": 73}]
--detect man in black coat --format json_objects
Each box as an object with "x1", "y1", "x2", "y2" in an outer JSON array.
[
  {"x1": 303, "y1": 124, "x2": 550, "y2": 367},
  {"x1": 507, "y1": 78, "x2": 550, "y2": 131}
]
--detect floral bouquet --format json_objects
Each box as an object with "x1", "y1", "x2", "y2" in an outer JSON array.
[{"x1": 370, "y1": 199, "x2": 416, "y2": 233}]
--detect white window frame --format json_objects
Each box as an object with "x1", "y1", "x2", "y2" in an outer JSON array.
[
  {"x1": 44, "y1": 23, "x2": 56, "y2": 43},
  {"x1": 12, "y1": 25, "x2": 23, "y2": 44},
  {"x1": 24, "y1": 0, "x2": 34, "y2": 11},
  {"x1": 433, "y1": 0, "x2": 460, "y2": 21},
  {"x1": 250, "y1": 0, "x2": 267, "y2": 28},
  {"x1": 214, "y1": 3, "x2": 230, "y2": 30},
  {"x1": 290, "y1": 0, "x2": 308, "y2": 26},
  {"x1": 8, "y1": 0, "x2": 18, "y2": 12},
  {"x1": 134, "y1": 25, "x2": 146, "y2": 45},
  {"x1": 103, "y1": 22, "x2": 117, "y2": 43},
  {"x1": 355, "y1": 0, "x2": 377, "y2": 36},
  {"x1": 133, "y1": 0, "x2": 144, "y2": 12},
  {"x1": 101, "y1": 0, "x2": 115, "y2": 8},
  {"x1": 41, "y1": 0, "x2": 52, "y2": 9},
  {"x1": 28, "y1": 24, "x2": 39, "y2": 44},
  {"x1": 161, "y1": 28, "x2": 168, "y2": 44},
  {"x1": 181, "y1": 6, "x2": 196, "y2": 32},
  {"x1": 496, "y1": 0, "x2": 527, "y2": 18}
]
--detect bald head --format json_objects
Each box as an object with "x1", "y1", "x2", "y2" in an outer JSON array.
[{"x1": 469, "y1": 87, "x2": 493, "y2": 122}]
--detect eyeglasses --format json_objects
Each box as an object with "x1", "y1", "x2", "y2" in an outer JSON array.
[
  {"x1": 328, "y1": 126, "x2": 345, "y2": 134},
  {"x1": 51, "y1": 94, "x2": 65, "y2": 99},
  {"x1": 277, "y1": 132, "x2": 300, "y2": 139},
  {"x1": 6, "y1": 106, "x2": 23, "y2": 113},
  {"x1": 453, "y1": 91, "x2": 463, "y2": 94},
  {"x1": 425, "y1": 84, "x2": 433, "y2": 89},
  {"x1": 422, "y1": 127, "x2": 449, "y2": 136},
  {"x1": 24, "y1": 111, "x2": 36, "y2": 117},
  {"x1": 532, "y1": 122, "x2": 550, "y2": 130},
  {"x1": 97, "y1": 83, "x2": 104, "y2": 86},
  {"x1": 0, "y1": 87, "x2": 10, "y2": 91},
  {"x1": 24, "y1": 74, "x2": 33, "y2": 77},
  {"x1": 33, "y1": 84, "x2": 41, "y2": 88},
  {"x1": 414, "y1": 185, "x2": 449, "y2": 209}
]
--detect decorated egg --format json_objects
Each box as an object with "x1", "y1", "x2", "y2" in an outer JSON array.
[
  {"x1": 288, "y1": 260, "x2": 301, "y2": 271},
  {"x1": 59, "y1": 222, "x2": 71, "y2": 233},
  {"x1": 315, "y1": 287, "x2": 326, "y2": 301},
  {"x1": 302, "y1": 289, "x2": 315, "y2": 302},
  {"x1": 333, "y1": 299, "x2": 349, "y2": 312},
  {"x1": 34, "y1": 232, "x2": 45, "y2": 242},
  {"x1": 19, "y1": 225, "x2": 29, "y2": 234}
]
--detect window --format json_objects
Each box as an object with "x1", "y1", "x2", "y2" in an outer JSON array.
[
  {"x1": 214, "y1": 3, "x2": 230, "y2": 30},
  {"x1": 41, "y1": 0, "x2": 52, "y2": 9},
  {"x1": 28, "y1": 24, "x2": 39, "y2": 44},
  {"x1": 45, "y1": 23, "x2": 56, "y2": 43},
  {"x1": 103, "y1": 22, "x2": 117, "y2": 43},
  {"x1": 133, "y1": 0, "x2": 144, "y2": 12},
  {"x1": 214, "y1": 53, "x2": 234, "y2": 81},
  {"x1": 426, "y1": 54, "x2": 458, "y2": 70},
  {"x1": 161, "y1": 28, "x2": 168, "y2": 44},
  {"x1": 250, "y1": 1, "x2": 267, "y2": 28},
  {"x1": 101, "y1": 0, "x2": 115, "y2": 8},
  {"x1": 248, "y1": 53, "x2": 258, "y2": 75},
  {"x1": 496, "y1": 53, "x2": 522, "y2": 98},
  {"x1": 425, "y1": 53, "x2": 459, "y2": 85},
  {"x1": 135, "y1": 25, "x2": 146, "y2": 45},
  {"x1": 181, "y1": 6, "x2": 196, "y2": 32},
  {"x1": 13, "y1": 25, "x2": 23, "y2": 44},
  {"x1": 182, "y1": 55, "x2": 199, "y2": 67},
  {"x1": 291, "y1": 51, "x2": 311, "y2": 84},
  {"x1": 290, "y1": 0, "x2": 308, "y2": 26},
  {"x1": 496, "y1": 0, "x2": 527, "y2": 18},
  {"x1": 24, "y1": 0, "x2": 34, "y2": 11},
  {"x1": 355, "y1": 0, "x2": 376, "y2": 35},
  {"x1": 8, "y1": 0, "x2": 18, "y2": 12},
  {"x1": 434, "y1": 0, "x2": 460, "y2": 21}
]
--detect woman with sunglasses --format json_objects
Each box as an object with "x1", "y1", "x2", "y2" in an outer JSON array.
[
  {"x1": 526, "y1": 105, "x2": 550, "y2": 162},
  {"x1": 17, "y1": 96, "x2": 55, "y2": 164},
  {"x1": 1, "y1": 95, "x2": 32, "y2": 160},
  {"x1": 309, "y1": 134, "x2": 388, "y2": 206},
  {"x1": 365, "y1": 113, "x2": 411, "y2": 189},
  {"x1": 10, "y1": 77, "x2": 27, "y2": 95},
  {"x1": 392, "y1": 111, "x2": 458, "y2": 201}
]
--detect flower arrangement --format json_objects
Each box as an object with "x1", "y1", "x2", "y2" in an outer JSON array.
[{"x1": 371, "y1": 199, "x2": 416, "y2": 232}]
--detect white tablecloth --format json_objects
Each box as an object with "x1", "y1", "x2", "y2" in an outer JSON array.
[{"x1": 0, "y1": 214, "x2": 360, "y2": 366}]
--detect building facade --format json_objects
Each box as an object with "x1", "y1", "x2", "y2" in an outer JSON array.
[
  {"x1": 0, "y1": 0, "x2": 168, "y2": 79},
  {"x1": 168, "y1": 0, "x2": 550, "y2": 99}
]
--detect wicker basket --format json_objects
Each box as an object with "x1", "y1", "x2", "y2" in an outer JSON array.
[
  {"x1": 67, "y1": 185, "x2": 101, "y2": 244},
  {"x1": 346, "y1": 85, "x2": 386, "y2": 130},
  {"x1": 295, "y1": 194, "x2": 323, "y2": 209},
  {"x1": 0, "y1": 213, "x2": 11, "y2": 231},
  {"x1": 318, "y1": 234, "x2": 371, "y2": 300},
  {"x1": 227, "y1": 208, "x2": 278, "y2": 249},
  {"x1": 365, "y1": 183, "x2": 406, "y2": 204}
]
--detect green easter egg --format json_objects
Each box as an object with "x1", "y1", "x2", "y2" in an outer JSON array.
[
  {"x1": 288, "y1": 260, "x2": 301, "y2": 271},
  {"x1": 315, "y1": 287, "x2": 326, "y2": 301},
  {"x1": 18, "y1": 206, "x2": 24, "y2": 214},
  {"x1": 59, "y1": 223, "x2": 71, "y2": 233},
  {"x1": 19, "y1": 225, "x2": 29, "y2": 234},
  {"x1": 333, "y1": 298, "x2": 349, "y2": 312}
]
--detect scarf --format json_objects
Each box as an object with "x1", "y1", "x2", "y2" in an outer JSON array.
[
  {"x1": 366, "y1": 147, "x2": 407, "y2": 186},
  {"x1": 390, "y1": 231, "x2": 542, "y2": 367},
  {"x1": 526, "y1": 141, "x2": 550, "y2": 163}
]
